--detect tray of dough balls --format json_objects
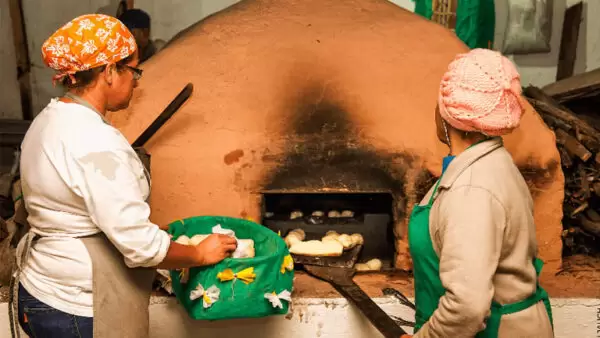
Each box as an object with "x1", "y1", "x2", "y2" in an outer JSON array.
[{"x1": 284, "y1": 229, "x2": 378, "y2": 270}]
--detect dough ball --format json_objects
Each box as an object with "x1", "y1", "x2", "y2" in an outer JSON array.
[
  {"x1": 328, "y1": 210, "x2": 341, "y2": 218},
  {"x1": 175, "y1": 235, "x2": 191, "y2": 245},
  {"x1": 350, "y1": 233, "x2": 364, "y2": 245}
]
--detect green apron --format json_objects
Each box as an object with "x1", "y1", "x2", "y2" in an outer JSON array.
[{"x1": 408, "y1": 175, "x2": 554, "y2": 337}]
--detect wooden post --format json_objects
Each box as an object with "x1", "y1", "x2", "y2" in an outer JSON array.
[
  {"x1": 431, "y1": 0, "x2": 457, "y2": 29},
  {"x1": 556, "y1": 2, "x2": 583, "y2": 81},
  {"x1": 449, "y1": 0, "x2": 458, "y2": 29},
  {"x1": 7, "y1": 0, "x2": 33, "y2": 120}
]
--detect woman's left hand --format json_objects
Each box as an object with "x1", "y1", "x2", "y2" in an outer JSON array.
[{"x1": 400, "y1": 335, "x2": 412, "y2": 338}]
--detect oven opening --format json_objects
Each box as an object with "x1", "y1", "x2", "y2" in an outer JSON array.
[{"x1": 261, "y1": 192, "x2": 396, "y2": 269}]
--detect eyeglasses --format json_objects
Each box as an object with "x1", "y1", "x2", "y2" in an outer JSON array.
[{"x1": 123, "y1": 65, "x2": 143, "y2": 80}]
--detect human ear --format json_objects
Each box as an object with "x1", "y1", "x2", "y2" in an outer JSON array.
[{"x1": 103, "y1": 64, "x2": 116, "y2": 86}]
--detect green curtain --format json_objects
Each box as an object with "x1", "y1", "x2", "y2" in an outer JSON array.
[{"x1": 413, "y1": 0, "x2": 495, "y2": 50}]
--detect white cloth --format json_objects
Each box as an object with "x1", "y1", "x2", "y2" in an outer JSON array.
[
  {"x1": 212, "y1": 225, "x2": 252, "y2": 259},
  {"x1": 18, "y1": 99, "x2": 171, "y2": 317}
]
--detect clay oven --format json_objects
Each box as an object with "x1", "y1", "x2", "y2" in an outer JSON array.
[{"x1": 109, "y1": 0, "x2": 564, "y2": 272}]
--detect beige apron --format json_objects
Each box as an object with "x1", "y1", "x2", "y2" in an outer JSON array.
[
  {"x1": 10, "y1": 232, "x2": 156, "y2": 338},
  {"x1": 81, "y1": 233, "x2": 157, "y2": 337},
  {"x1": 9, "y1": 93, "x2": 156, "y2": 338}
]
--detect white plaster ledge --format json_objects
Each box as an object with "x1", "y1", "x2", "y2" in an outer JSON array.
[{"x1": 1, "y1": 297, "x2": 598, "y2": 337}]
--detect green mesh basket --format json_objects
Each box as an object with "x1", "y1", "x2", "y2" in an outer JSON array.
[{"x1": 167, "y1": 216, "x2": 294, "y2": 321}]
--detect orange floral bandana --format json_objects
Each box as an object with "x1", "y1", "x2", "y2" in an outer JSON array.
[{"x1": 41, "y1": 14, "x2": 137, "y2": 85}]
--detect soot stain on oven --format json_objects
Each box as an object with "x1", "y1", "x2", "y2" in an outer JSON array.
[
  {"x1": 518, "y1": 158, "x2": 560, "y2": 199},
  {"x1": 260, "y1": 83, "x2": 427, "y2": 220}
]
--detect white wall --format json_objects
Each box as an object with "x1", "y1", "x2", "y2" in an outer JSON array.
[
  {"x1": 12, "y1": 0, "x2": 600, "y2": 116},
  {"x1": 134, "y1": 0, "x2": 600, "y2": 90},
  {"x1": 18, "y1": 0, "x2": 238, "y2": 115},
  {"x1": 389, "y1": 0, "x2": 416, "y2": 11},
  {"x1": 0, "y1": 0, "x2": 23, "y2": 119},
  {"x1": 20, "y1": 0, "x2": 118, "y2": 117},
  {"x1": 2, "y1": 297, "x2": 599, "y2": 337},
  {"x1": 386, "y1": 0, "x2": 600, "y2": 88},
  {"x1": 134, "y1": 0, "x2": 240, "y2": 43},
  {"x1": 495, "y1": 0, "x2": 600, "y2": 87}
]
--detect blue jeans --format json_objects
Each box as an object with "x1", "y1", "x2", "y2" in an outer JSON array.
[{"x1": 17, "y1": 283, "x2": 93, "y2": 338}]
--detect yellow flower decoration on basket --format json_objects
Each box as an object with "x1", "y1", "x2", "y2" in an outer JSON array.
[
  {"x1": 217, "y1": 267, "x2": 256, "y2": 284},
  {"x1": 217, "y1": 267, "x2": 257, "y2": 299},
  {"x1": 280, "y1": 255, "x2": 294, "y2": 274}
]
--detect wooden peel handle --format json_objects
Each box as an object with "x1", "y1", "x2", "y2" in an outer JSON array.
[{"x1": 333, "y1": 282, "x2": 408, "y2": 337}]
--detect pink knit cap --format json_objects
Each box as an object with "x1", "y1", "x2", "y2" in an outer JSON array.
[{"x1": 438, "y1": 48, "x2": 524, "y2": 136}]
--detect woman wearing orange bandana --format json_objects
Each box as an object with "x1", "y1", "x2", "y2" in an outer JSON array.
[{"x1": 10, "y1": 14, "x2": 236, "y2": 338}]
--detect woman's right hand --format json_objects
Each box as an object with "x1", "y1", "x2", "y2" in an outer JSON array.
[
  {"x1": 195, "y1": 234, "x2": 238, "y2": 266},
  {"x1": 156, "y1": 233, "x2": 238, "y2": 269}
]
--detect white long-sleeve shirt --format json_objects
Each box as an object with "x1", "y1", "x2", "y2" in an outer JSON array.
[{"x1": 19, "y1": 98, "x2": 171, "y2": 317}]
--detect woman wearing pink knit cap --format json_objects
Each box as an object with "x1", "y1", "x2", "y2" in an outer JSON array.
[{"x1": 403, "y1": 49, "x2": 554, "y2": 338}]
